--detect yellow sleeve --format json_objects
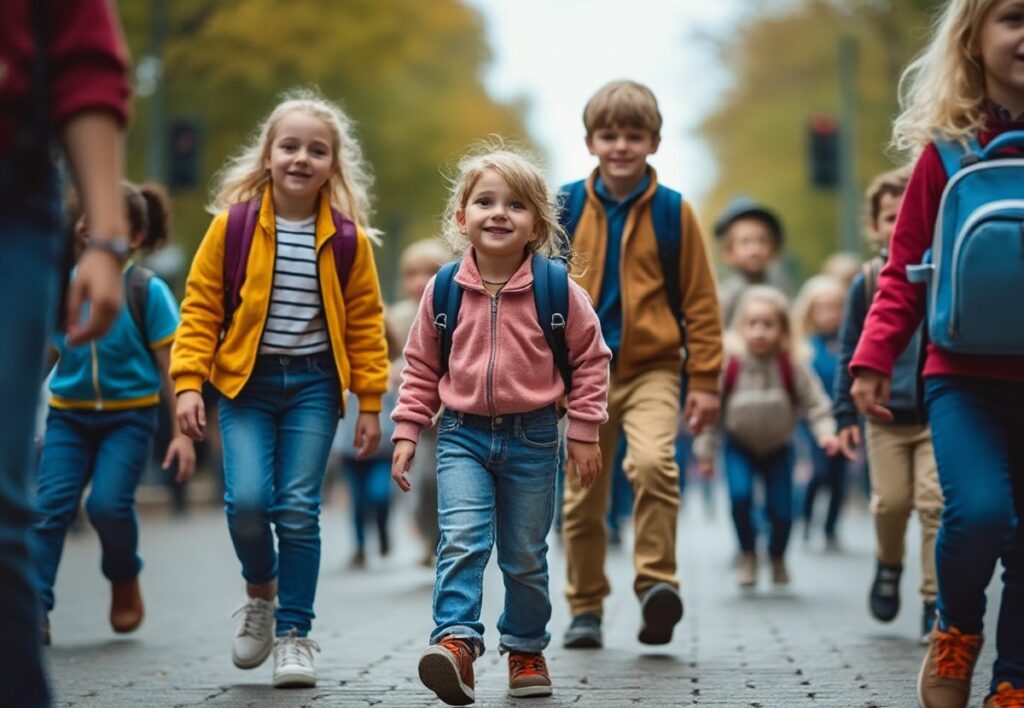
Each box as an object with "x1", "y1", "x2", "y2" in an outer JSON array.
[
  {"x1": 679, "y1": 200, "x2": 724, "y2": 392},
  {"x1": 342, "y1": 229, "x2": 389, "y2": 413}
]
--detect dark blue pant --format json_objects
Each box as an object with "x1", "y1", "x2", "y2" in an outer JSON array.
[
  {"x1": 724, "y1": 439, "x2": 794, "y2": 558},
  {"x1": 344, "y1": 458, "x2": 391, "y2": 552},
  {"x1": 926, "y1": 376, "x2": 1024, "y2": 692},
  {"x1": 803, "y1": 437, "x2": 847, "y2": 538}
]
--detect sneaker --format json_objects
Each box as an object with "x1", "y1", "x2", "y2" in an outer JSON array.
[
  {"x1": 349, "y1": 549, "x2": 366, "y2": 569},
  {"x1": 769, "y1": 555, "x2": 790, "y2": 586},
  {"x1": 110, "y1": 579, "x2": 144, "y2": 633},
  {"x1": 41, "y1": 614, "x2": 50, "y2": 647},
  {"x1": 869, "y1": 562, "x2": 902, "y2": 622},
  {"x1": 231, "y1": 597, "x2": 275, "y2": 669},
  {"x1": 984, "y1": 682, "x2": 1024, "y2": 707},
  {"x1": 922, "y1": 600, "x2": 938, "y2": 645},
  {"x1": 508, "y1": 651, "x2": 552, "y2": 698},
  {"x1": 272, "y1": 628, "x2": 320, "y2": 688},
  {"x1": 563, "y1": 613, "x2": 602, "y2": 649},
  {"x1": 418, "y1": 635, "x2": 476, "y2": 706},
  {"x1": 638, "y1": 583, "x2": 684, "y2": 645},
  {"x1": 737, "y1": 552, "x2": 757, "y2": 588},
  {"x1": 918, "y1": 625, "x2": 983, "y2": 708}
]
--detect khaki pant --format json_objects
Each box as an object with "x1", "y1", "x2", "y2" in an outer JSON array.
[
  {"x1": 562, "y1": 368, "x2": 681, "y2": 616},
  {"x1": 865, "y1": 422, "x2": 943, "y2": 600}
]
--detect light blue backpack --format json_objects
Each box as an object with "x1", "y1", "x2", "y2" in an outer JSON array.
[{"x1": 907, "y1": 131, "x2": 1024, "y2": 354}]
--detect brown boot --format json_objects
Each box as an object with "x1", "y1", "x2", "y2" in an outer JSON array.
[
  {"x1": 738, "y1": 552, "x2": 757, "y2": 588},
  {"x1": 110, "y1": 579, "x2": 144, "y2": 633},
  {"x1": 770, "y1": 555, "x2": 790, "y2": 586},
  {"x1": 918, "y1": 625, "x2": 982, "y2": 708}
]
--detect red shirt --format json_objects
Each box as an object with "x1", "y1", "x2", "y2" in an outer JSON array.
[
  {"x1": 851, "y1": 118, "x2": 1024, "y2": 382},
  {"x1": 0, "y1": 0, "x2": 131, "y2": 159}
]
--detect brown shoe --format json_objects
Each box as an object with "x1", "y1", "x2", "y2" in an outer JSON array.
[
  {"x1": 110, "y1": 579, "x2": 144, "y2": 633},
  {"x1": 418, "y1": 636, "x2": 476, "y2": 705},
  {"x1": 918, "y1": 625, "x2": 983, "y2": 708},
  {"x1": 738, "y1": 552, "x2": 757, "y2": 588},
  {"x1": 508, "y1": 651, "x2": 552, "y2": 698},
  {"x1": 984, "y1": 682, "x2": 1024, "y2": 707},
  {"x1": 770, "y1": 556, "x2": 790, "y2": 586}
]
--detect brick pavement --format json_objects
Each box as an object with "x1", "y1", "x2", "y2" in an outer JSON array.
[{"x1": 43, "y1": 489, "x2": 1001, "y2": 707}]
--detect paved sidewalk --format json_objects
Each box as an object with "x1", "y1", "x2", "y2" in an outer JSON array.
[{"x1": 43, "y1": 489, "x2": 1001, "y2": 707}]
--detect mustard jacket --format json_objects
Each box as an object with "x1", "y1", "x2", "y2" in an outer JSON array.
[
  {"x1": 170, "y1": 186, "x2": 389, "y2": 413},
  {"x1": 570, "y1": 168, "x2": 723, "y2": 391}
]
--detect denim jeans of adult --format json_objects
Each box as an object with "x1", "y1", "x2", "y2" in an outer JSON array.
[
  {"x1": 344, "y1": 458, "x2": 391, "y2": 552},
  {"x1": 29, "y1": 406, "x2": 158, "y2": 612},
  {"x1": 219, "y1": 354, "x2": 340, "y2": 636},
  {"x1": 432, "y1": 406, "x2": 559, "y2": 655},
  {"x1": 803, "y1": 442, "x2": 847, "y2": 538},
  {"x1": 0, "y1": 160, "x2": 62, "y2": 708},
  {"x1": 926, "y1": 375, "x2": 1024, "y2": 692},
  {"x1": 724, "y1": 438, "x2": 794, "y2": 558}
]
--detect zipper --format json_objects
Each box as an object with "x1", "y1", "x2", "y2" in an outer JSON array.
[
  {"x1": 486, "y1": 293, "x2": 499, "y2": 417},
  {"x1": 948, "y1": 198, "x2": 1024, "y2": 338},
  {"x1": 90, "y1": 341, "x2": 104, "y2": 410}
]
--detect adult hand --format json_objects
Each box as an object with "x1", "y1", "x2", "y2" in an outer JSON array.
[{"x1": 64, "y1": 249, "x2": 124, "y2": 346}]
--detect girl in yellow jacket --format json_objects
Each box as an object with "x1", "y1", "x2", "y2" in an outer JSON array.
[{"x1": 170, "y1": 89, "x2": 388, "y2": 689}]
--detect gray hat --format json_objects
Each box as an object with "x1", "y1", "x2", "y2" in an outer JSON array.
[{"x1": 713, "y1": 196, "x2": 784, "y2": 246}]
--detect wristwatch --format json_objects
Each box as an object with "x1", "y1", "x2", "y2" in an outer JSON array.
[{"x1": 84, "y1": 236, "x2": 132, "y2": 263}]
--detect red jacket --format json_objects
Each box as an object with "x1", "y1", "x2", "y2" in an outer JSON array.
[
  {"x1": 0, "y1": 0, "x2": 131, "y2": 159},
  {"x1": 851, "y1": 117, "x2": 1024, "y2": 382}
]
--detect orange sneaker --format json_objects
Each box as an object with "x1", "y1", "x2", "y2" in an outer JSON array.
[
  {"x1": 985, "y1": 682, "x2": 1024, "y2": 708},
  {"x1": 418, "y1": 636, "x2": 476, "y2": 705},
  {"x1": 917, "y1": 625, "x2": 983, "y2": 708},
  {"x1": 110, "y1": 579, "x2": 144, "y2": 633},
  {"x1": 508, "y1": 651, "x2": 552, "y2": 698}
]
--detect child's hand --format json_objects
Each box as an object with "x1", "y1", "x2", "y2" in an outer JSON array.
[
  {"x1": 391, "y1": 440, "x2": 416, "y2": 492},
  {"x1": 354, "y1": 412, "x2": 382, "y2": 460},
  {"x1": 818, "y1": 434, "x2": 849, "y2": 460},
  {"x1": 684, "y1": 390, "x2": 720, "y2": 434},
  {"x1": 163, "y1": 434, "x2": 197, "y2": 484},
  {"x1": 176, "y1": 390, "x2": 206, "y2": 441},
  {"x1": 837, "y1": 425, "x2": 861, "y2": 461},
  {"x1": 851, "y1": 370, "x2": 894, "y2": 423},
  {"x1": 567, "y1": 440, "x2": 601, "y2": 488},
  {"x1": 697, "y1": 458, "x2": 714, "y2": 479}
]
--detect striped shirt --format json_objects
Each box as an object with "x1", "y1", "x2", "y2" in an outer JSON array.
[{"x1": 259, "y1": 215, "x2": 330, "y2": 356}]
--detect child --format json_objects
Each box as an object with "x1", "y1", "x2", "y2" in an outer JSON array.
[
  {"x1": 391, "y1": 144, "x2": 610, "y2": 704},
  {"x1": 28, "y1": 182, "x2": 195, "y2": 644},
  {"x1": 822, "y1": 251, "x2": 862, "y2": 291},
  {"x1": 694, "y1": 286, "x2": 842, "y2": 588},
  {"x1": 171, "y1": 89, "x2": 389, "y2": 688},
  {"x1": 714, "y1": 196, "x2": 788, "y2": 327},
  {"x1": 560, "y1": 80, "x2": 722, "y2": 650},
  {"x1": 851, "y1": 2, "x2": 1024, "y2": 704},
  {"x1": 834, "y1": 167, "x2": 942, "y2": 643},
  {"x1": 793, "y1": 275, "x2": 849, "y2": 548}
]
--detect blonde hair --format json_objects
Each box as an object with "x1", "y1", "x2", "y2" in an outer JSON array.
[
  {"x1": 821, "y1": 252, "x2": 861, "y2": 290},
  {"x1": 892, "y1": 0, "x2": 1000, "y2": 156},
  {"x1": 400, "y1": 238, "x2": 451, "y2": 274},
  {"x1": 583, "y1": 80, "x2": 662, "y2": 136},
  {"x1": 208, "y1": 88, "x2": 375, "y2": 233},
  {"x1": 441, "y1": 139, "x2": 570, "y2": 262},
  {"x1": 729, "y1": 285, "x2": 792, "y2": 356},
  {"x1": 791, "y1": 275, "x2": 846, "y2": 359}
]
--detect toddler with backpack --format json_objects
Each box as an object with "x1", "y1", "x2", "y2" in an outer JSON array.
[
  {"x1": 850, "y1": 2, "x2": 1024, "y2": 704},
  {"x1": 390, "y1": 143, "x2": 610, "y2": 705}
]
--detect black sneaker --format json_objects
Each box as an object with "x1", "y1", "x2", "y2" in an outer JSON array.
[
  {"x1": 638, "y1": 583, "x2": 683, "y2": 645},
  {"x1": 563, "y1": 613, "x2": 602, "y2": 649},
  {"x1": 868, "y1": 562, "x2": 902, "y2": 622},
  {"x1": 921, "y1": 600, "x2": 937, "y2": 645}
]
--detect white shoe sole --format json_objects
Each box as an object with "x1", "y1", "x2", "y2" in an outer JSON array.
[
  {"x1": 273, "y1": 668, "x2": 317, "y2": 688},
  {"x1": 419, "y1": 648, "x2": 474, "y2": 705},
  {"x1": 509, "y1": 685, "x2": 553, "y2": 698},
  {"x1": 232, "y1": 639, "x2": 273, "y2": 669}
]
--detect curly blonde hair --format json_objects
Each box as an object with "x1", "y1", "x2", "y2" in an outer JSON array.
[
  {"x1": 208, "y1": 87, "x2": 375, "y2": 234},
  {"x1": 892, "y1": 0, "x2": 1002, "y2": 157}
]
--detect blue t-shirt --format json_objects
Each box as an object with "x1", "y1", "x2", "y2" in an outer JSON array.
[
  {"x1": 594, "y1": 173, "x2": 650, "y2": 356},
  {"x1": 50, "y1": 267, "x2": 180, "y2": 409},
  {"x1": 808, "y1": 332, "x2": 840, "y2": 400}
]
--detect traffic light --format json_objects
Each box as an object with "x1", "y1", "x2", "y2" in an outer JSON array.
[
  {"x1": 808, "y1": 115, "x2": 839, "y2": 189},
  {"x1": 168, "y1": 118, "x2": 201, "y2": 191}
]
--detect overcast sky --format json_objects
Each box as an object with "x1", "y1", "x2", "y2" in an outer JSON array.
[{"x1": 462, "y1": 0, "x2": 743, "y2": 201}]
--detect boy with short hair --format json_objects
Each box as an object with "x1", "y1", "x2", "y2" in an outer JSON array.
[
  {"x1": 713, "y1": 197, "x2": 786, "y2": 327},
  {"x1": 560, "y1": 80, "x2": 723, "y2": 648}
]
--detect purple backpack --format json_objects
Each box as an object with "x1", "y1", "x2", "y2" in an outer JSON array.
[{"x1": 222, "y1": 198, "x2": 358, "y2": 327}]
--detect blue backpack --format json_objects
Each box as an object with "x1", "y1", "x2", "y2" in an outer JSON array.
[
  {"x1": 907, "y1": 131, "x2": 1024, "y2": 355},
  {"x1": 432, "y1": 254, "x2": 573, "y2": 391}
]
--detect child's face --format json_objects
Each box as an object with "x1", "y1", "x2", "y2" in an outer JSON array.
[
  {"x1": 810, "y1": 291, "x2": 845, "y2": 337},
  {"x1": 586, "y1": 125, "x2": 660, "y2": 186},
  {"x1": 724, "y1": 219, "x2": 777, "y2": 277},
  {"x1": 402, "y1": 261, "x2": 438, "y2": 302},
  {"x1": 264, "y1": 110, "x2": 334, "y2": 207},
  {"x1": 978, "y1": 0, "x2": 1024, "y2": 109},
  {"x1": 456, "y1": 169, "x2": 538, "y2": 261},
  {"x1": 869, "y1": 191, "x2": 903, "y2": 248},
  {"x1": 740, "y1": 300, "x2": 785, "y2": 357}
]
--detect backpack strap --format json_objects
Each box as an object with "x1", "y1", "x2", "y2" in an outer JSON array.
[
  {"x1": 777, "y1": 350, "x2": 798, "y2": 407},
  {"x1": 722, "y1": 355, "x2": 741, "y2": 399},
  {"x1": 650, "y1": 185, "x2": 685, "y2": 340},
  {"x1": 432, "y1": 261, "x2": 463, "y2": 379},
  {"x1": 558, "y1": 180, "x2": 589, "y2": 241},
  {"x1": 126, "y1": 264, "x2": 154, "y2": 344},
  {"x1": 328, "y1": 208, "x2": 358, "y2": 290},
  {"x1": 861, "y1": 257, "x2": 882, "y2": 310},
  {"x1": 223, "y1": 199, "x2": 260, "y2": 327},
  {"x1": 531, "y1": 254, "x2": 572, "y2": 392},
  {"x1": 934, "y1": 138, "x2": 982, "y2": 178}
]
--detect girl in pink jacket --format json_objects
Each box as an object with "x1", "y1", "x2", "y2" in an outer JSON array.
[{"x1": 391, "y1": 143, "x2": 610, "y2": 705}]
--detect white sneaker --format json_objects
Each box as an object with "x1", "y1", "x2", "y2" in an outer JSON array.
[
  {"x1": 273, "y1": 629, "x2": 320, "y2": 688},
  {"x1": 231, "y1": 597, "x2": 275, "y2": 669}
]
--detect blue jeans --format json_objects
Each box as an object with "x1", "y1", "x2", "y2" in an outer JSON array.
[
  {"x1": 219, "y1": 354, "x2": 340, "y2": 636},
  {"x1": 29, "y1": 407, "x2": 158, "y2": 611},
  {"x1": 344, "y1": 458, "x2": 391, "y2": 552},
  {"x1": 432, "y1": 406, "x2": 559, "y2": 655},
  {"x1": 926, "y1": 375, "x2": 1024, "y2": 691},
  {"x1": 0, "y1": 160, "x2": 62, "y2": 707},
  {"x1": 724, "y1": 438, "x2": 794, "y2": 558}
]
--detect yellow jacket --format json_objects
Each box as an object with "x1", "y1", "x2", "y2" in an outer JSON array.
[
  {"x1": 570, "y1": 168, "x2": 723, "y2": 391},
  {"x1": 170, "y1": 186, "x2": 389, "y2": 413}
]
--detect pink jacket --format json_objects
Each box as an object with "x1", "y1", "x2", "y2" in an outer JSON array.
[{"x1": 392, "y1": 249, "x2": 611, "y2": 444}]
